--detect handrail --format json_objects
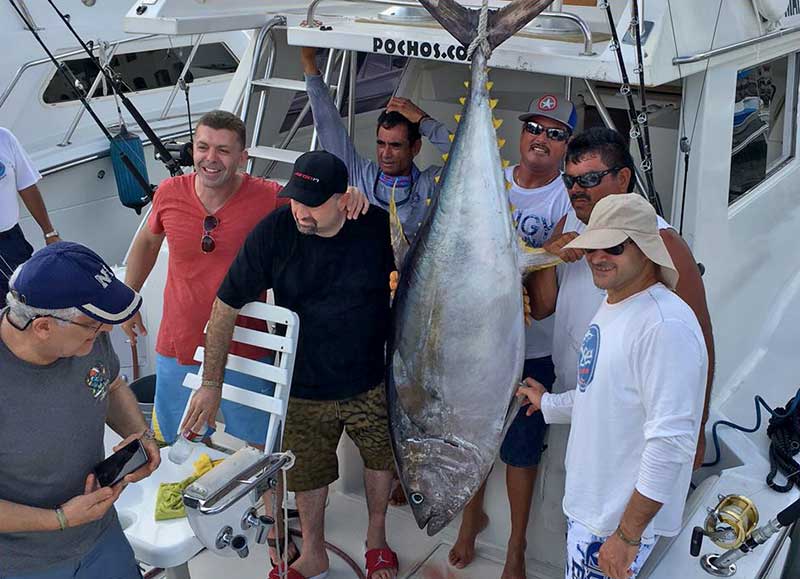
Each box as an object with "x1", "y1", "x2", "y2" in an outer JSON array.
[
  {"x1": 673, "y1": 23, "x2": 800, "y2": 65},
  {"x1": 304, "y1": 0, "x2": 594, "y2": 56},
  {"x1": 0, "y1": 33, "x2": 157, "y2": 109}
]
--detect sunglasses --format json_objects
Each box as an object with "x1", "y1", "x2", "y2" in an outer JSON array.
[
  {"x1": 562, "y1": 167, "x2": 622, "y2": 190},
  {"x1": 524, "y1": 121, "x2": 571, "y2": 142},
  {"x1": 11, "y1": 314, "x2": 103, "y2": 333},
  {"x1": 201, "y1": 215, "x2": 218, "y2": 253},
  {"x1": 585, "y1": 239, "x2": 632, "y2": 256}
]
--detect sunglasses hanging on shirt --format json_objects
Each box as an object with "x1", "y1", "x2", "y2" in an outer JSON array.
[{"x1": 201, "y1": 215, "x2": 218, "y2": 253}]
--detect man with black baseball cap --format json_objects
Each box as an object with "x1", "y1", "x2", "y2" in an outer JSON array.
[
  {"x1": 185, "y1": 151, "x2": 400, "y2": 579},
  {"x1": 0, "y1": 242, "x2": 159, "y2": 579}
]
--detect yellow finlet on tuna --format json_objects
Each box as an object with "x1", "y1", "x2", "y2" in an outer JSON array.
[
  {"x1": 502, "y1": 159, "x2": 510, "y2": 168},
  {"x1": 489, "y1": 99, "x2": 498, "y2": 109},
  {"x1": 434, "y1": 175, "x2": 440, "y2": 184},
  {"x1": 497, "y1": 138, "x2": 506, "y2": 149},
  {"x1": 454, "y1": 114, "x2": 462, "y2": 123},
  {"x1": 442, "y1": 153, "x2": 449, "y2": 162},
  {"x1": 486, "y1": 81, "x2": 494, "y2": 91},
  {"x1": 493, "y1": 118, "x2": 503, "y2": 129},
  {"x1": 459, "y1": 97, "x2": 466, "y2": 106},
  {"x1": 463, "y1": 81, "x2": 470, "y2": 88},
  {"x1": 448, "y1": 134, "x2": 455, "y2": 142}
]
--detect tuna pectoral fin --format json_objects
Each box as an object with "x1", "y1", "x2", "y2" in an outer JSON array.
[
  {"x1": 417, "y1": 0, "x2": 555, "y2": 51},
  {"x1": 517, "y1": 242, "x2": 562, "y2": 275}
]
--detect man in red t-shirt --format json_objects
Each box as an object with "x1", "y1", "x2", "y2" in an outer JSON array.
[{"x1": 122, "y1": 110, "x2": 366, "y2": 566}]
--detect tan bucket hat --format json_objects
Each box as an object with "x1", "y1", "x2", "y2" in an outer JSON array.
[{"x1": 563, "y1": 193, "x2": 679, "y2": 289}]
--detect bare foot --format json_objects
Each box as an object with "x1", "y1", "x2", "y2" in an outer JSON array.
[
  {"x1": 448, "y1": 511, "x2": 489, "y2": 569},
  {"x1": 500, "y1": 541, "x2": 527, "y2": 579}
]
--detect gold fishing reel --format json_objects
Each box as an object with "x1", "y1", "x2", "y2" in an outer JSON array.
[{"x1": 703, "y1": 494, "x2": 760, "y2": 550}]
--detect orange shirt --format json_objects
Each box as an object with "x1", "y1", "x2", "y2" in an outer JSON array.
[{"x1": 148, "y1": 173, "x2": 287, "y2": 364}]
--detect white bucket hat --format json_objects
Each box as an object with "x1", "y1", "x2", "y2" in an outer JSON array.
[{"x1": 563, "y1": 193, "x2": 679, "y2": 289}]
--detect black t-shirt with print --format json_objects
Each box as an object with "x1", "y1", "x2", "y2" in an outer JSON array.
[{"x1": 218, "y1": 205, "x2": 395, "y2": 400}]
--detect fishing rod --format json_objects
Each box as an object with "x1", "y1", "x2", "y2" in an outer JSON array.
[
  {"x1": 7, "y1": 0, "x2": 154, "y2": 201},
  {"x1": 601, "y1": 0, "x2": 664, "y2": 216},
  {"x1": 43, "y1": 0, "x2": 184, "y2": 178}
]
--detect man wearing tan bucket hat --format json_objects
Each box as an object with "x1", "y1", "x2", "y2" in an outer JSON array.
[{"x1": 518, "y1": 194, "x2": 707, "y2": 579}]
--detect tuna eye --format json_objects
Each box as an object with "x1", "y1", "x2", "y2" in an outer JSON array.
[{"x1": 410, "y1": 492, "x2": 425, "y2": 505}]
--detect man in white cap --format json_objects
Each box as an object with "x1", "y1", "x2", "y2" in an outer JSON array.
[
  {"x1": 449, "y1": 93, "x2": 576, "y2": 579},
  {"x1": 518, "y1": 194, "x2": 707, "y2": 579}
]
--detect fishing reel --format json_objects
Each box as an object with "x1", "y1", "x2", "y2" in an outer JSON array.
[
  {"x1": 691, "y1": 493, "x2": 800, "y2": 577},
  {"x1": 694, "y1": 495, "x2": 760, "y2": 551}
]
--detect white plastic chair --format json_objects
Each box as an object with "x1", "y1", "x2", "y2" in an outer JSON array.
[
  {"x1": 181, "y1": 300, "x2": 300, "y2": 452},
  {"x1": 111, "y1": 301, "x2": 299, "y2": 578}
]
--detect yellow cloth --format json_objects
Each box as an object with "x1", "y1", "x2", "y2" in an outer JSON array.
[{"x1": 154, "y1": 453, "x2": 224, "y2": 521}]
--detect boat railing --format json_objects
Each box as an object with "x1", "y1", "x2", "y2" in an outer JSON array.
[
  {"x1": 303, "y1": 0, "x2": 595, "y2": 56},
  {"x1": 673, "y1": 22, "x2": 800, "y2": 65},
  {"x1": 0, "y1": 33, "x2": 157, "y2": 110},
  {"x1": 60, "y1": 33, "x2": 207, "y2": 146}
]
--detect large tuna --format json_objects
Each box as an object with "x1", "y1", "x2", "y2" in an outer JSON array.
[{"x1": 387, "y1": 0, "x2": 558, "y2": 536}]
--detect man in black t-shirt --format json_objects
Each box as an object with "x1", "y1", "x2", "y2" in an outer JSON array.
[{"x1": 184, "y1": 151, "x2": 399, "y2": 579}]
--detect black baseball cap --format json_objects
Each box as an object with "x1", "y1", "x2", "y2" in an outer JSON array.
[{"x1": 278, "y1": 151, "x2": 349, "y2": 207}]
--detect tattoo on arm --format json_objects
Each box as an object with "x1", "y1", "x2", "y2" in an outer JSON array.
[{"x1": 202, "y1": 299, "x2": 240, "y2": 386}]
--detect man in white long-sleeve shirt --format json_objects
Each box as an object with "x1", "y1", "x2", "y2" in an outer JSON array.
[{"x1": 518, "y1": 193, "x2": 707, "y2": 579}]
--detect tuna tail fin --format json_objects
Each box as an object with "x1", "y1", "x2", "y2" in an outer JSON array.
[
  {"x1": 417, "y1": 0, "x2": 556, "y2": 51},
  {"x1": 516, "y1": 240, "x2": 563, "y2": 275}
]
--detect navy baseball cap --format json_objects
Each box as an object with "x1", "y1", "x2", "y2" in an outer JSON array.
[
  {"x1": 10, "y1": 242, "x2": 142, "y2": 325},
  {"x1": 278, "y1": 151, "x2": 349, "y2": 207}
]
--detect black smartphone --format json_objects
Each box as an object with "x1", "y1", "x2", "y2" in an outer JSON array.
[{"x1": 93, "y1": 439, "x2": 149, "y2": 487}]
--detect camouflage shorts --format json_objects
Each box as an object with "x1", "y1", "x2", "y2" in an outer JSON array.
[{"x1": 282, "y1": 385, "x2": 395, "y2": 492}]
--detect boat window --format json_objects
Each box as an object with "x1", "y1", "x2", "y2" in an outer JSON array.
[
  {"x1": 42, "y1": 43, "x2": 238, "y2": 104},
  {"x1": 729, "y1": 53, "x2": 798, "y2": 204}
]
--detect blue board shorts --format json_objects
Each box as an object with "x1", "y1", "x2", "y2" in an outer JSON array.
[
  {"x1": 565, "y1": 518, "x2": 656, "y2": 579},
  {"x1": 499, "y1": 355, "x2": 556, "y2": 468},
  {"x1": 154, "y1": 353, "x2": 274, "y2": 446}
]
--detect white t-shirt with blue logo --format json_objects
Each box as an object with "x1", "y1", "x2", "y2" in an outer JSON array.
[
  {"x1": 505, "y1": 166, "x2": 571, "y2": 359},
  {"x1": 0, "y1": 128, "x2": 40, "y2": 233},
  {"x1": 541, "y1": 283, "x2": 707, "y2": 538}
]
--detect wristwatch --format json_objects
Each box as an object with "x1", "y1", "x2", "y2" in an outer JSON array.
[{"x1": 44, "y1": 230, "x2": 59, "y2": 239}]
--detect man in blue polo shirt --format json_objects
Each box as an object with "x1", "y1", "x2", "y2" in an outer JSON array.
[{"x1": 0, "y1": 242, "x2": 160, "y2": 579}]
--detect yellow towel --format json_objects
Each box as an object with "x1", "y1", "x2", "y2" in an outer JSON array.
[{"x1": 154, "y1": 453, "x2": 224, "y2": 521}]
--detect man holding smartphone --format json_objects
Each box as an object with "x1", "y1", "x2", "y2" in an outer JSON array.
[{"x1": 0, "y1": 242, "x2": 160, "y2": 579}]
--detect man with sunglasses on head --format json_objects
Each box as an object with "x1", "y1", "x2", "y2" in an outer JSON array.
[
  {"x1": 518, "y1": 194, "x2": 707, "y2": 579},
  {"x1": 527, "y1": 127, "x2": 714, "y2": 471},
  {"x1": 302, "y1": 47, "x2": 452, "y2": 240},
  {"x1": 448, "y1": 93, "x2": 575, "y2": 579},
  {"x1": 0, "y1": 241, "x2": 159, "y2": 579},
  {"x1": 122, "y1": 110, "x2": 367, "y2": 567}
]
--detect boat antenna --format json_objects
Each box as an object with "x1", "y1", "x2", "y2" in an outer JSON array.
[
  {"x1": 6, "y1": 0, "x2": 155, "y2": 201},
  {"x1": 41, "y1": 0, "x2": 184, "y2": 178},
  {"x1": 601, "y1": 0, "x2": 664, "y2": 216}
]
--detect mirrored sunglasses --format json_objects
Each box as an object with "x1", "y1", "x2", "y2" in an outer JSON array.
[
  {"x1": 524, "y1": 121, "x2": 571, "y2": 142},
  {"x1": 562, "y1": 167, "x2": 622, "y2": 189}
]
